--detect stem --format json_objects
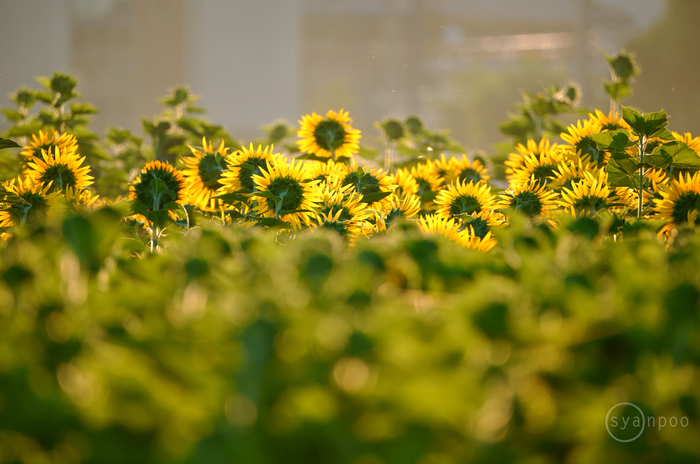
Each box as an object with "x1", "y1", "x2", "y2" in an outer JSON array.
[
  {"x1": 151, "y1": 193, "x2": 160, "y2": 252},
  {"x1": 534, "y1": 116, "x2": 543, "y2": 141},
  {"x1": 637, "y1": 136, "x2": 646, "y2": 218},
  {"x1": 384, "y1": 140, "x2": 394, "y2": 172}
]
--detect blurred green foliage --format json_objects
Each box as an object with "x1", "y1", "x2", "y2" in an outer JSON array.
[{"x1": 1, "y1": 209, "x2": 699, "y2": 463}]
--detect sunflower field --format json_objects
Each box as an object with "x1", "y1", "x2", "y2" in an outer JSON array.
[{"x1": 1, "y1": 57, "x2": 700, "y2": 464}]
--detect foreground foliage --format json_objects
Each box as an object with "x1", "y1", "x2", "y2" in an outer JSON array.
[{"x1": 1, "y1": 211, "x2": 699, "y2": 463}]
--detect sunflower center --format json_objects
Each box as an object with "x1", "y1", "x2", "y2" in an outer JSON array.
[
  {"x1": 458, "y1": 168, "x2": 482, "y2": 184},
  {"x1": 343, "y1": 172, "x2": 382, "y2": 195},
  {"x1": 39, "y1": 163, "x2": 78, "y2": 191},
  {"x1": 671, "y1": 192, "x2": 700, "y2": 224},
  {"x1": 19, "y1": 192, "x2": 50, "y2": 225},
  {"x1": 572, "y1": 195, "x2": 607, "y2": 213},
  {"x1": 265, "y1": 176, "x2": 304, "y2": 213},
  {"x1": 134, "y1": 168, "x2": 183, "y2": 210},
  {"x1": 462, "y1": 217, "x2": 490, "y2": 239},
  {"x1": 510, "y1": 191, "x2": 543, "y2": 217},
  {"x1": 531, "y1": 164, "x2": 556, "y2": 183},
  {"x1": 320, "y1": 220, "x2": 349, "y2": 237},
  {"x1": 449, "y1": 194, "x2": 481, "y2": 216},
  {"x1": 313, "y1": 119, "x2": 348, "y2": 151},
  {"x1": 237, "y1": 157, "x2": 270, "y2": 191},
  {"x1": 197, "y1": 153, "x2": 226, "y2": 190}
]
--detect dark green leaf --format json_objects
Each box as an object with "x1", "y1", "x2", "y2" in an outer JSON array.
[
  {"x1": 361, "y1": 191, "x2": 392, "y2": 204},
  {"x1": 0, "y1": 137, "x2": 21, "y2": 149}
]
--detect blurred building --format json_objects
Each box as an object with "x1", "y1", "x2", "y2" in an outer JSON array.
[{"x1": 0, "y1": 0, "x2": 668, "y2": 150}]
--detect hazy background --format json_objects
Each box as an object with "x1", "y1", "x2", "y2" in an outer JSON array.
[{"x1": 1, "y1": 0, "x2": 698, "y2": 152}]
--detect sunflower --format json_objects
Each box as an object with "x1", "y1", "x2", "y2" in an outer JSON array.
[
  {"x1": 500, "y1": 178, "x2": 559, "y2": 218},
  {"x1": 314, "y1": 185, "x2": 373, "y2": 239},
  {"x1": 559, "y1": 170, "x2": 613, "y2": 217},
  {"x1": 560, "y1": 119, "x2": 602, "y2": 148},
  {"x1": 341, "y1": 161, "x2": 395, "y2": 207},
  {"x1": 457, "y1": 226, "x2": 497, "y2": 252},
  {"x1": 653, "y1": 172, "x2": 700, "y2": 236},
  {"x1": 305, "y1": 159, "x2": 349, "y2": 185},
  {"x1": 417, "y1": 214, "x2": 463, "y2": 243},
  {"x1": 376, "y1": 192, "x2": 421, "y2": 230},
  {"x1": 508, "y1": 147, "x2": 565, "y2": 187},
  {"x1": 297, "y1": 109, "x2": 361, "y2": 159},
  {"x1": 452, "y1": 154, "x2": 490, "y2": 184},
  {"x1": 409, "y1": 162, "x2": 444, "y2": 207},
  {"x1": 25, "y1": 147, "x2": 93, "y2": 193},
  {"x1": 181, "y1": 137, "x2": 231, "y2": 210},
  {"x1": 505, "y1": 138, "x2": 557, "y2": 177},
  {"x1": 20, "y1": 129, "x2": 79, "y2": 159},
  {"x1": 588, "y1": 109, "x2": 631, "y2": 131},
  {"x1": 0, "y1": 176, "x2": 62, "y2": 239},
  {"x1": 251, "y1": 158, "x2": 322, "y2": 229},
  {"x1": 434, "y1": 179, "x2": 499, "y2": 219},
  {"x1": 431, "y1": 153, "x2": 458, "y2": 184},
  {"x1": 549, "y1": 158, "x2": 601, "y2": 193},
  {"x1": 390, "y1": 167, "x2": 419, "y2": 197},
  {"x1": 458, "y1": 209, "x2": 507, "y2": 239},
  {"x1": 219, "y1": 144, "x2": 282, "y2": 195},
  {"x1": 129, "y1": 160, "x2": 187, "y2": 212}
]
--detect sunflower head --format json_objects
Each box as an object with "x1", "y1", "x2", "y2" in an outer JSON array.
[
  {"x1": 252, "y1": 158, "x2": 322, "y2": 229},
  {"x1": 508, "y1": 147, "x2": 565, "y2": 187},
  {"x1": 0, "y1": 176, "x2": 62, "y2": 238},
  {"x1": 452, "y1": 154, "x2": 490, "y2": 184},
  {"x1": 129, "y1": 160, "x2": 187, "y2": 212},
  {"x1": 410, "y1": 162, "x2": 444, "y2": 194},
  {"x1": 25, "y1": 146, "x2": 93, "y2": 193},
  {"x1": 379, "y1": 193, "x2": 421, "y2": 229},
  {"x1": 341, "y1": 161, "x2": 395, "y2": 206},
  {"x1": 434, "y1": 179, "x2": 498, "y2": 219},
  {"x1": 559, "y1": 170, "x2": 612, "y2": 217},
  {"x1": 417, "y1": 214, "x2": 463, "y2": 243},
  {"x1": 457, "y1": 226, "x2": 497, "y2": 252},
  {"x1": 20, "y1": 129, "x2": 79, "y2": 159},
  {"x1": 297, "y1": 109, "x2": 361, "y2": 159},
  {"x1": 501, "y1": 178, "x2": 559, "y2": 218},
  {"x1": 182, "y1": 137, "x2": 231, "y2": 209},
  {"x1": 390, "y1": 168, "x2": 420, "y2": 197},
  {"x1": 654, "y1": 172, "x2": 700, "y2": 236},
  {"x1": 220, "y1": 144, "x2": 281, "y2": 195},
  {"x1": 588, "y1": 109, "x2": 631, "y2": 132},
  {"x1": 305, "y1": 159, "x2": 349, "y2": 186},
  {"x1": 505, "y1": 138, "x2": 556, "y2": 176}
]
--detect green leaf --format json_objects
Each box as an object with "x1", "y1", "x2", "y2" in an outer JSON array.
[
  {"x1": 622, "y1": 107, "x2": 669, "y2": 139},
  {"x1": 69, "y1": 102, "x2": 98, "y2": 115},
  {"x1": 214, "y1": 192, "x2": 249, "y2": 205},
  {"x1": 642, "y1": 110, "x2": 669, "y2": 138},
  {"x1": 361, "y1": 191, "x2": 392, "y2": 204},
  {"x1": 660, "y1": 141, "x2": 700, "y2": 169},
  {"x1": 256, "y1": 217, "x2": 290, "y2": 229},
  {"x1": 622, "y1": 106, "x2": 644, "y2": 134},
  {"x1": 252, "y1": 190, "x2": 281, "y2": 203},
  {"x1": 604, "y1": 81, "x2": 632, "y2": 102},
  {"x1": 605, "y1": 52, "x2": 639, "y2": 81},
  {"x1": 2, "y1": 108, "x2": 23, "y2": 123},
  {"x1": 587, "y1": 130, "x2": 631, "y2": 151},
  {"x1": 145, "y1": 209, "x2": 171, "y2": 226},
  {"x1": 606, "y1": 158, "x2": 638, "y2": 188},
  {"x1": 0, "y1": 137, "x2": 21, "y2": 149}
]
